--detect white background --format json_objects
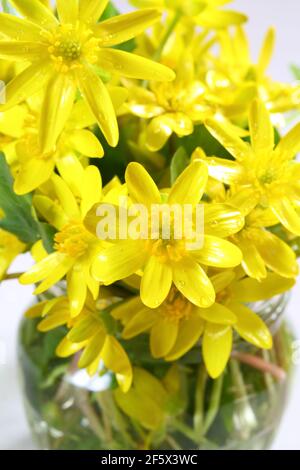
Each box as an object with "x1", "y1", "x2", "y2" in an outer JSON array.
[{"x1": 0, "y1": 0, "x2": 300, "y2": 450}]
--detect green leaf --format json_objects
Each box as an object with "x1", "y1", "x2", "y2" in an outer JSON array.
[
  {"x1": 290, "y1": 64, "x2": 300, "y2": 80},
  {"x1": 0, "y1": 153, "x2": 40, "y2": 244},
  {"x1": 170, "y1": 147, "x2": 190, "y2": 184},
  {"x1": 38, "y1": 222, "x2": 56, "y2": 253}
]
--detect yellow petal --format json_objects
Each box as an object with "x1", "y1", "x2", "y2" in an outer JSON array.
[
  {"x1": 275, "y1": 122, "x2": 300, "y2": 162},
  {"x1": 168, "y1": 161, "x2": 208, "y2": 205},
  {"x1": 39, "y1": 73, "x2": 76, "y2": 154},
  {"x1": 231, "y1": 273, "x2": 295, "y2": 303},
  {"x1": 0, "y1": 41, "x2": 46, "y2": 61},
  {"x1": 68, "y1": 129, "x2": 104, "y2": 158},
  {"x1": 80, "y1": 165, "x2": 102, "y2": 217},
  {"x1": 76, "y1": 65, "x2": 119, "y2": 147},
  {"x1": 0, "y1": 13, "x2": 43, "y2": 40},
  {"x1": 257, "y1": 27, "x2": 275, "y2": 76},
  {"x1": 122, "y1": 307, "x2": 156, "y2": 339},
  {"x1": 203, "y1": 323, "x2": 232, "y2": 379},
  {"x1": 38, "y1": 309, "x2": 70, "y2": 332},
  {"x1": 141, "y1": 256, "x2": 172, "y2": 308},
  {"x1": 0, "y1": 105, "x2": 26, "y2": 138},
  {"x1": 57, "y1": 0, "x2": 78, "y2": 24},
  {"x1": 228, "y1": 188, "x2": 261, "y2": 216},
  {"x1": 68, "y1": 316, "x2": 99, "y2": 343},
  {"x1": 19, "y1": 252, "x2": 64, "y2": 285},
  {"x1": 11, "y1": 0, "x2": 58, "y2": 28},
  {"x1": 145, "y1": 116, "x2": 172, "y2": 151},
  {"x1": 237, "y1": 237, "x2": 267, "y2": 280},
  {"x1": 125, "y1": 162, "x2": 161, "y2": 206},
  {"x1": 101, "y1": 335, "x2": 133, "y2": 392},
  {"x1": 14, "y1": 157, "x2": 54, "y2": 195},
  {"x1": 198, "y1": 303, "x2": 237, "y2": 325},
  {"x1": 97, "y1": 48, "x2": 175, "y2": 81},
  {"x1": 25, "y1": 301, "x2": 48, "y2": 319},
  {"x1": 255, "y1": 230, "x2": 298, "y2": 278},
  {"x1": 229, "y1": 301, "x2": 273, "y2": 349},
  {"x1": 33, "y1": 195, "x2": 68, "y2": 230},
  {"x1": 56, "y1": 154, "x2": 85, "y2": 197},
  {"x1": 192, "y1": 235, "x2": 242, "y2": 268},
  {"x1": 165, "y1": 315, "x2": 204, "y2": 361},
  {"x1": 205, "y1": 118, "x2": 251, "y2": 161},
  {"x1": 270, "y1": 197, "x2": 300, "y2": 236},
  {"x1": 150, "y1": 316, "x2": 178, "y2": 358},
  {"x1": 78, "y1": 0, "x2": 109, "y2": 24},
  {"x1": 210, "y1": 270, "x2": 236, "y2": 293},
  {"x1": 112, "y1": 296, "x2": 144, "y2": 323},
  {"x1": 196, "y1": 9, "x2": 247, "y2": 29},
  {"x1": 67, "y1": 99, "x2": 96, "y2": 129},
  {"x1": 92, "y1": 240, "x2": 146, "y2": 284},
  {"x1": 95, "y1": 9, "x2": 161, "y2": 47},
  {"x1": 51, "y1": 174, "x2": 80, "y2": 220},
  {"x1": 164, "y1": 112, "x2": 194, "y2": 136},
  {"x1": 193, "y1": 150, "x2": 243, "y2": 184},
  {"x1": 78, "y1": 330, "x2": 106, "y2": 368},
  {"x1": 204, "y1": 203, "x2": 244, "y2": 237},
  {"x1": 34, "y1": 257, "x2": 74, "y2": 294},
  {"x1": 249, "y1": 99, "x2": 274, "y2": 158},
  {"x1": 0, "y1": 61, "x2": 51, "y2": 111},
  {"x1": 172, "y1": 258, "x2": 215, "y2": 308},
  {"x1": 56, "y1": 337, "x2": 86, "y2": 358},
  {"x1": 67, "y1": 267, "x2": 87, "y2": 317}
]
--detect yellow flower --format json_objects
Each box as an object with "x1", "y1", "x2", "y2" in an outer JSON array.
[
  {"x1": 91, "y1": 161, "x2": 244, "y2": 309},
  {"x1": 125, "y1": 53, "x2": 216, "y2": 151},
  {"x1": 207, "y1": 27, "x2": 300, "y2": 119},
  {"x1": 0, "y1": 226, "x2": 25, "y2": 280},
  {"x1": 19, "y1": 158, "x2": 106, "y2": 316},
  {"x1": 113, "y1": 271, "x2": 293, "y2": 378},
  {"x1": 205, "y1": 99, "x2": 300, "y2": 236},
  {"x1": 114, "y1": 365, "x2": 183, "y2": 430},
  {"x1": 130, "y1": 0, "x2": 247, "y2": 28},
  {"x1": 0, "y1": 0, "x2": 175, "y2": 153},
  {"x1": 0, "y1": 89, "x2": 126, "y2": 194},
  {"x1": 25, "y1": 294, "x2": 133, "y2": 392}
]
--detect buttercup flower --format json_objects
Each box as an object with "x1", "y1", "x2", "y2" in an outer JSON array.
[
  {"x1": 25, "y1": 294, "x2": 133, "y2": 392},
  {"x1": 205, "y1": 99, "x2": 300, "y2": 235},
  {"x1": 0, "y1": 0, "x2": 175, "y2": 153},
  {"x1": 91, "y1": 161, "x2": 244, "y2": 309}
]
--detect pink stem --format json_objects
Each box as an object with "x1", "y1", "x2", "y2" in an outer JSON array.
[{"x1": 231, "y1": 351, "x2": 287, "y2": 382}]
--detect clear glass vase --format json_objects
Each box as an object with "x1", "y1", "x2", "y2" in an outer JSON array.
[{"x1": 18, "y1": 294, "x2": 294, "y2": 451}]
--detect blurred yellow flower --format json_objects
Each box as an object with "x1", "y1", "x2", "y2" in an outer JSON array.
[
  {"x1": 0, "y1": 0, "x2": 175, "y2": 153},
  {"x1": 25, "y1": 294, "x2": 133, "y2": 392},
  {"x1": 0, "y1": 226, "x2": 25, "y2": 280}
]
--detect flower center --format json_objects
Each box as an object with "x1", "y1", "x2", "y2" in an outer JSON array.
[
  {"x1": 54, "y1": 222, "x2": 92, "y2": 258},
  {"x1": 160, "y1": 287, "x2": 192, "y2": 321}
]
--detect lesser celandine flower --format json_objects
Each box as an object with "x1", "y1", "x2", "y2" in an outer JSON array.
[
  {"x1": 25, "y1": 294, "x2": 133, "y2": 392},
  {"x1": 205, "y1": 99, "x2": 300, "y2": 236},
  {"x1": 0, "y1": 0, "x2": 175, "y2": 153},
  {"x1": 91, "y1": 161, "x2": 244, "y2": 309}
]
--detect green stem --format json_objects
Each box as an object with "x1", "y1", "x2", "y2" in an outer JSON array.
[
  {"x1": 172, "y1": 418, "x2": 199, "y2": 444},
  {"x1": 202, "y1": 374, "x2": 224, "y2": 436},
  {"x1": 262, "y1": 350, "x2": 277, "y2": 407},
  {"x1": 1, "y1": 272, "x2": 24, "y2": 281},
  {"x1": 193, "y1": 364, "x2": 207, "y2": 435}
]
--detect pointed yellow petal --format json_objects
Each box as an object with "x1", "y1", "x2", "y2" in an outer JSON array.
[
  {"x1": 57, "y1": 0, "x2": 78, "y2": 24},
  {"x1": 210, "y1": 270, "x2": 236, "y2": 293},
  {"x1": 150, "y1": 316, "x2": 178, "y2": 358},
  {"x1": 38, "y1": 309, "x2": 70, "y2": 332},
  {"x1": 0, "y1": 61, "x2": 51, "y2": 111},
  {"x1": 126, "y1": 162, "x2": 161, "y2": 206},
  {"x1": 79, "y1": 330, "x2": 106, "y2": 368},
  {"x1": 203, "y1": 323, "x2": 232, "y2": 379},
  {"x1": 193, "y1": 150, "x2": 243, "y2": 184},
  {"x1": 68, "y1": 129, "x2": 104, "y2": 158},
  {"x1": 39, "y1": 73, "x2": 76, "y2": 154},
  {"x1": 229, "y1": 302, "x2": 272, "y2": 349},
  {"x1": 256, "y1": 230, "x2": 298, "y2": 278},
  {"x1": 19, "y1": 252, "x2": 63, "y2": 285},
  {"x1": 237, "y1": 236, "x2": 267, "y2": 280},
  {"x1": 192, "y1": 235, "x2": 242, "y2": 268},
  {"x1": 172, "y1": 258, "x2": 215, "y2": 308},
  {"x1": 56, "y1": 337, "x2": 86, "y2": 358},
  {"x1": 34, "y1": 257, "x2": 74, "y2": 294},
  {"x1": 95, "y1": 9, "x2": 161, "y2": 46},
  {"x1": 249, "y1": 99, "x2": 274, "y2": 157},
  {"x1": 76, "y1": 65, "x2": 119, "y2": 147},
  {"x1": 33, "y1": 195, "x2": 68, "y2": 230},
  {"x1": 204, "y1": 204, "x2": 244, "y2": 237},
  {"x1": 51, "y1": 174, "x2": 80, "y2": 219},
  {"x1": 196, "y1": 10, "x2": 247, "y2": 29},
  {"x1": 78, "y1": 0, "x2": 109, "y2": 24},
  {"x1": 101, "y1": 335, "x2": 133, "y2": 392},
  {"x1": 145, "y1": 116, "x2": 172, "y2": 151},
  {"x1": 56, "y1": 154, "x2": 85, "y2": 196},
  {"x1": 81, "y1": 165, "x2": 102, "y2": 217},
  {"x1": 168, "y1": 161, "x2": 208, "y2": 205},
  {"x1": 25, "y1": 301, "x2": 48, "y2": 319},
  {"x1": 14, "y1": 157, "x2": 54, "y2": 195},
  {"x1": 0, "y1": 13, "x2": 43, "y2": 40},
  {"x1": 0, "y1": 41, "x2": 46, "y2": 61},
  {"x1": 258, "y1": 27, "x2": 275, "y2": 76},
  {"x1": 165, "y1": 315, "x2": 204, "y2": 361},
  {"x1": 205, "y1": 118, "x2": 252, "y2": 161},
  {"x1": 270, "y1": 197, "x2": 300, "y2": 235},
  {"x1": 228, "y1": 188, "x2": 260, "y2": 216},
  {"x1": 141, "y1": 256, "x2": 172, "y2": 308},
  {"x1": 11, "y1": 0, "x2": 58, "y2": 28},
  {"x1": 68, "y1": 316, "x2": 98, "y2": 343},
  {"x1": 275, "y1": 122, "x2": 300, "y2": 162},
  {"x1": 112, "y1": 296, "x2": 144, "y2": 323},
  {"x1": 67, "y1": 267, "x2": 87, "y2": 317},
  {"x1": 231, "y1": 273, "x2": 295, "y2": 303},
  {"x1": 97, "y1": 48, "x2": 175, "y2": 81},
  {"x1": 92, "y1": 240, "x2": 146, "y2": 284},
  {"x1": 198, "y1": 303, "x2": 237, "y2": 325},
  {"x1": 122, "y1": 307, "x2": 156, "y2": 339}
]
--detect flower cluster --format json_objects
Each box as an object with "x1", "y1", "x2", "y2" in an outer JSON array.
[{"x1": 1, "y1": 0, "x2": 300, "y2": 393}]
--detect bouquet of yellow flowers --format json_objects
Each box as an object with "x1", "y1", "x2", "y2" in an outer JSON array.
[{"x1": 0, "y1": 0, "x2": 299, "y2": 450}]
